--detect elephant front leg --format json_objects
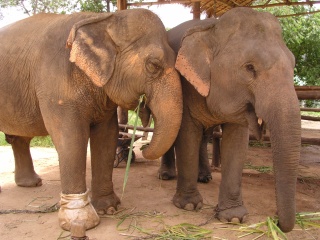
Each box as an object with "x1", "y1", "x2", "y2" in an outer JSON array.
[
  {"x1": 90, "y1": 111, "x2": 120, "y2": 215},
  {"x1": 173, "y1": 113, "x2": 203, "y2": 211},
  {"x1": 198, "y1": 127, "x2": 213, "y2": 183},
  {"x1": 158, "y1": 146, "x2": 176, "y2": 180},
  {"x1": 43, "y1": 113, "x2": 99, "y2": 231},
  {"x1": 5, "y1": 135, "x2": 42, "y2": 187},
  {"x1": 215, "y1": 123, "x2": 249, "y2": 223}
]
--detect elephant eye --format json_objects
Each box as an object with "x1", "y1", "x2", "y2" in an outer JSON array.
[
  {"x1": 245, "y1": 63, "x2": 257, "y2": 78},
  {"x1": 146, "y1": 58, "x2": 163, "y2": 78}
]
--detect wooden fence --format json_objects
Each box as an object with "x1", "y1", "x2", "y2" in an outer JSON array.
[{"x1": 118, "y1": 86, "x2": 320, "y2": 167}]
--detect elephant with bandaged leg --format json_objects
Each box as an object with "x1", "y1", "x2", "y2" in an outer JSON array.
[
  {"x1": 158, "y1": 8, "x2": 301, "y2": 233},
  {"x1": 0, "y1": 9, "x2": 182, "y2": 230}
]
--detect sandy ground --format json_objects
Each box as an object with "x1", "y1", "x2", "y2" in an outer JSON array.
[{"x1": 0, "y1": 120, "x2": 319, "y2": 240}]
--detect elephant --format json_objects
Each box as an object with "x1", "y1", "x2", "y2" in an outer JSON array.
[
  {"x1": 158, "y1": 7, "x2": 301, "y2": 233},
  {"x1": 0, "y1": 9, "x2": 183, "y2": 231},
  {"x1": 159, "y1": 126, "x2": 214, "y2": 183}
]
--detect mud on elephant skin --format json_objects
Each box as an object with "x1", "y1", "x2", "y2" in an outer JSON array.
[
  {"x1": 0, "y1": 9, "x2": 182, "y2": 231},
  {"x1": 160, "y1": 7, "x2": 301, "y2": 233}
]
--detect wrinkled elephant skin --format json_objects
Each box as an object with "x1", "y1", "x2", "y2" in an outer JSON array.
[
  {"x1": 160, "y1": 7, "x2": 301, "y2": 233},
  {"x1": 0, "y1": 9, "x2": 182, "y2": 231}
]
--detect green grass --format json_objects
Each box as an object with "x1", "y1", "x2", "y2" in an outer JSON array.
[
  {"x1": 0, "y1": 132, "x2": 54, "y2": 147},
  {"x1": 249, "y1": 141, "x2": 271, "y2": 148},
  {"x1": 128, "y1": 110, "x2": 154, "y2": 128},
  {"x1": 0, "y1": 132, "x2": 8, "y2": 146},
  {"x1": 30, "y1": 136, "x2": 54, "y2": 147},
  {"x1": 244, "y1": 162, "x2": 273, "y2": 174},
  {"x1": 301, "y1": 111, "x2": 320, "y2": 117},
  {"x1": 128, "y1": 110, "x2": 142, "y2": 126}
]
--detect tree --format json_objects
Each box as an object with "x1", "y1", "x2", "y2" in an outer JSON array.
[
  {"x1": 256, "y1": 3, "x2": 320, "y2": 86},
  {"x1": 0, "y1": 0, "x2": 116, "y2": 15},
  {"x1": 0, "y1": 0, "x2": 74, "y2": 15}
]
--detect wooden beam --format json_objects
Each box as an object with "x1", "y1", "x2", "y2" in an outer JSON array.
[
  {"x1": 250, "y1": 1, "x2": 320, "y2": 9},
  {"x1": 117, "y1": 0, "x2": 127, "y2": 10},
  {"x1": 295, "y1": 86, "x2": 320, "y2": 91},
  {"x1": 213, "y1": 132, "x2": 320, "y2": 145},
  {"x1": 127, "y1": 0, "x2": 200, "y2": 6},
  {"x1": 193, "y1": 2, "x2": 201, "y2": 19},
  {"x1": 301, "y1": 108, "x2": 320, "y2": 113},
  {"x1": 296, "y1": 91, "x2": 320, "y2": 100},
  {"x1": 119, "y1": 124, "x2": 154, "y2": 132},
  {"x1": 277, "y1": 10, "x2": 320, "y2": 18},
  {"x1": 301, "y1": 115, "x2": 320, "y2": 121}
]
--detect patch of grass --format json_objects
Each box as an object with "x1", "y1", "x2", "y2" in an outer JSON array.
[
  {"x1": 30, "y1": 136, "x2": 54, "y2": 148},
  {"x1": 234, "y1": 212, "x2": 320, "y2": 239},
  {"x1": 249, "y1": 141, "x2": 271, "y2": 148},
  {"x1": 0, "y1": 132, "x2": 54, "y2": 147},
  {"x1": 128, "y1": 110, "x2": 154, "y2": 128},
  {"x1": 107, "y1": 208, "x2": 214, "y2": 239},
  {"x1": 244, "y1": 163, "x2": 273, "y2": 174},
  {"x1": 103, "y1": 207, "x2": 164, "y2": 232},
  {"x1": 0, "y1": 132, "x2": 9, "y2": 146},
  {"x1": 301, "y1": 111, "x2": 320, "y2": 117},
  {"x1": 132, "y1": 223, "x2": 213, "y2": 240},
  {"x1": 128, "y1": 110, "x2": 143, "y2": 126}
]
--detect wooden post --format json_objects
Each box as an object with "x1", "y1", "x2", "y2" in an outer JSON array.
[
  {"x1": 192, "y1": 2, "x2": 201, "y2": 19},
  {"x1": 117, "y1": 107, "x2": 128, "y2": 132},
  {"x1": 117, "y1": 0, "x2": 127, "y2": 10}
]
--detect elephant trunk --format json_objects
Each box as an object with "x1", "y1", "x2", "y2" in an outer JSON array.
[
  {"x1": 255, "y1": 84, "x2": 301, "y2": 232},
  {"x1": 142, "y1": 68, "x2": 182, "y2": 160}
]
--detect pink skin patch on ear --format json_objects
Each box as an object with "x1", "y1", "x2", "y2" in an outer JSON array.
[{"x1": 175, "y1": 54, "x2": 210, "y2": 97}]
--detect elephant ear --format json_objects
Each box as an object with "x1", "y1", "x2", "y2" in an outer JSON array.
[
  {"x1": 66, "y1": 13, "x2": 116, "y2": 87},
  {"x1": 175, "y1": 22, "x2": 216, "y2": 97}
]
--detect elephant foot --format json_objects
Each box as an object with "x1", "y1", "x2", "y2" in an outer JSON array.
[
  {"x1": 214, "y1": 204, "x2": 248, "y2": 223},
  {"x1": 58, "y1": 189, "x2": 100, "y2": 231},
  {"x1": 173, "y1": 190, "x2": 203, "y2": 211},
  {"x1": 15, "y1": 173, "x2": 42, "y2": 187},
  {"x1": 158, "y1": 168, "x2": 176, "y2": 180},
  {"x1": 91, "y1": 192, "x2": 121, "y2": 215},
  {"x1": 197, "y1": 173, "x2": 212, "y2": 183}
]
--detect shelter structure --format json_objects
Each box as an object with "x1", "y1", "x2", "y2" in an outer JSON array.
[{"x1": 118, "y1": 0, "x2": 320, "y2": 19}]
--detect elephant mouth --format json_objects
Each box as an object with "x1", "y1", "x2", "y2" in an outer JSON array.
[{"x1": 246, "y1": 104, "x2": 265, "y2": 141}]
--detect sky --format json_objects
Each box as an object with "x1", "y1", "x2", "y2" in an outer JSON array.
[{"x1": 0, "y1": 4, "x2": 203, "y2": 28}]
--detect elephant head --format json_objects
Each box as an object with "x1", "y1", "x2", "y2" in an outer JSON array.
[
  {"x1": 175, "y1": 8, "x2": 301, "y2": 232},
  {"x1": 67, "y1": 9, "x2": 182, "y2": 160}
]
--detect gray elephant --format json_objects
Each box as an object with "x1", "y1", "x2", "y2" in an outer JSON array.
[
  {"x1": 158, "y1": 7, "x2": 301, "y2": 233},
  {"x1": 0, "y1": 9, "x2": 182, "y2": 230}
]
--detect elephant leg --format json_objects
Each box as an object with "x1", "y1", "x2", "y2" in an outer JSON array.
[
  {"x1": 215, "y1": 123, "x2": 249, "y2": 223},
  {"x1": 173, "y1": 111, "x2": 203, "y2": 211},
  {"x1": 90, "y1": 110, "x2": 120, "y2": 215},
  {"x1": 5, "y1": 134, "x2": 42, "y2": 187},
  {"x1": 158, "y1": 145, "x2": 176, "y2": 180},
  {"x1": 198, "y1": 127, "x2": 213, "y2": 183},
  {"x1": 41, "y1": 110, "x2": 99, "y2": 231}
]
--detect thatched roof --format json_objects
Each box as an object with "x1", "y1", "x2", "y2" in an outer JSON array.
[
  {"x1": 163, "y1": 0, "x2": 256, "y2": 17},
  {"x1": 126, "y1": 0, "x2": 320, "y2": 18}
]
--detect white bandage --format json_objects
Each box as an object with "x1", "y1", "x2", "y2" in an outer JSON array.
[{"x1": 58, "y1": 189, "x2": 100, "y2": 231}]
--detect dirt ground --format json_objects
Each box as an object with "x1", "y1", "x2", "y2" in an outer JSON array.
[{"x1": 0, "y1": 120, "x2": 319, "y2": 240}]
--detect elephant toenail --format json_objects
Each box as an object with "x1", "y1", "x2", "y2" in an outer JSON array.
[
  {"x1": 97, "y1": 209, "x2": 105, "y2": 215},
  {"x1": 174, "y1": 202, "x2": 182, "y2": 209},
  {"x1": 184, "y1": 203, "x2": 194, "y2": 211},
  {"x1": 106, "y1": 207, "x2": 116, "y2": 215},
  {"x1": 230, "y1": 217, "x2": 240, "y2": 223},
  {"x1": 240, "y1": 214, "x2": 248, "y2": 223},
  {"x1": 195, "y1": 202, "x2": 203, "y2": 210}
]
